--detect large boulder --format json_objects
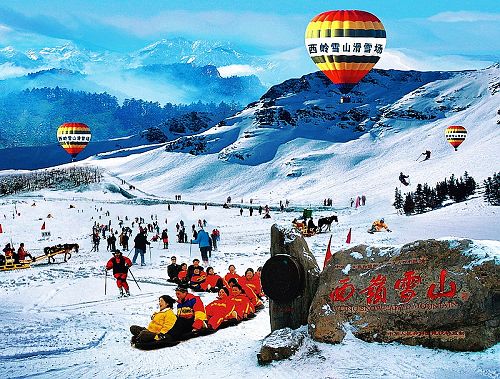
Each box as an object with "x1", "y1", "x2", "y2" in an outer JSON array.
[
  {"x1": 257, "y1": 327, "x2": 307, "y2": 365},
  {"x1": 266, "y1": 224, "x2": 321, "y2": 331},
  {"x1": 308, "y1": 239, "x2": 499, "y2": 351}
]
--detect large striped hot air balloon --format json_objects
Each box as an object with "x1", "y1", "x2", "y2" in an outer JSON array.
[
  {"x1": 445, "y1": 125, "x2": 467, "y2": 151},
  {"x1": 57, "y1": 122, "x2": 92, "y2": 161},
  {"x1": 305, "y1": 10, "x2": 386, "y2": 100}
]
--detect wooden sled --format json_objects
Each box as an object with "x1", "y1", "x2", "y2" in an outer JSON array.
[{"x1": 0, "y1": 259, "x2": 31, "y2": 272}]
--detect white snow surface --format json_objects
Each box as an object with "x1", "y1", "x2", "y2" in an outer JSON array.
[{"x1": 1, "y1": 65, "x2": 500, "y2": 378}]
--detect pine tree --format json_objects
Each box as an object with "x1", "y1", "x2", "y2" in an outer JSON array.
[
  {"x1": 403, "y1": 193, "x2": 415, "y2": 215},
  {"x1": 393, "y1": 188, "x2": 404, "y2": 214},
  {"x1": 414, "y1": 184, "x2": 426, "y2": 213}
]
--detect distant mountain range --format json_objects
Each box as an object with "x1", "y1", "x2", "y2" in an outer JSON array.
[{"x1": 0, "y1": 38, "x2": 270, "y2": 106}]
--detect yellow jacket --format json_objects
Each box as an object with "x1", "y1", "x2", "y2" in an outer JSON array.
[
  {"x1": 372, "y1": 220, "x2": 389, "y2": 231},
  {"x1": 147, "y1": 308, "x2": 177, "y2": 335}
]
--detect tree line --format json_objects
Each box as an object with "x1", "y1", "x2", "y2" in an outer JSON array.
[
  {"x1": 393, "y1": 172, "x2": 477, "y2": 215},
  {"x1": 483, "y1": 172, "x2": 500, "y2": 206},
  {"x1": 0, "y1": 166, "x2": 102, "y2": 196}
]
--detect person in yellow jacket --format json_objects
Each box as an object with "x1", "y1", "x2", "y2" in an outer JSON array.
[
  {"x1": 368, "y1": 218, "x2": 392, "y2": 233},
  {"x1": 130, "y1": 295, "x2": 177, "y2": 344}
]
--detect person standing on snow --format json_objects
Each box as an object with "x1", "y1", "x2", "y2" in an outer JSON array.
[
  {"x1": 106, "y1": 250, "x2": 132, "y2": 297},
  {"x1": 191, "y1": 228, "x2": 211, "y2": 266},
  {"x1": 132, "y1": 230, "x2": 150, "y2": 266}
]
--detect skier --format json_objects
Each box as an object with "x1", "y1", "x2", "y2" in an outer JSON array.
[
  {"x1": 105, "y1": 250, "x2": 132, "y2": 297},
  {"x1": 399, "y1": 172, "x2": 410, "y2": 186},
  {"x1": 239, "y1": 207, "x2": 243, "y2": 216},
  {"x1": 419, "y1": 150, "x2": 431, "y2": 161}
]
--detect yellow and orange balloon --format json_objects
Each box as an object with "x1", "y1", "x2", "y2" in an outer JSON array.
[
  {"x1": 57, "y1": 122, "x2": 91, "y2": 160},
  {"x1": 305, "y1": 10, "x2": 386, "y2": 95},
  {"x1": 445, "y1": 125, "x2": 467, "y2": 151}
]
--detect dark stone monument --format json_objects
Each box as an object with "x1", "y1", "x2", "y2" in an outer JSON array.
[
  {"x1": 308, "y1": 239, "x2": 500, "y2": 351},
  {"x1": 264, "y1": 224, "x2": 320, "y2": 331}
]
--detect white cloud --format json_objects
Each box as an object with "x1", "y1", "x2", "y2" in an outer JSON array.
[
  {"x1": 429, "y1": 11, "x2": 500, "y2": 23},
  {"x1": 218, "y1": 64, "x2": 263, "y2": 77},
  {"x1": 0, "y1": 62, "x2": 31, "y2": 79},
  {"x1": 377, "y1": 48, "x2": 494, "y2": 72}
]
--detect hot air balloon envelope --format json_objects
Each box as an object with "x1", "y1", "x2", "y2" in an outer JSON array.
[
  {"x1": 445, "y1": 125, "x2": 467, "y2": 151},
  {"x1": 57, "y1": 122, "x2": 91, "y2": 159},
  {"x1": 305, "y1": 10, "x2": 386, "y2": 95}
]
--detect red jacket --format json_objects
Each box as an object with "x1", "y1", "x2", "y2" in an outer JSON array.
[
  {"x1": 106, "y1": 256, "x2": 132, "y2": 274},
  {"x1": 201, "y1": 273, "x2": 223, "y2": 291},
  {"x1": 205, "y1": 297, "x2": 236, "y2": 330},
  {"x1": 224, "y1": 272, "x2": 240, "y2": 284},
  {"x1": 239, "y1": 275, "x2": 263, "y2": 297},
  {"x1": 231, "y1": 294, "x2": 254, "y2": 319}
]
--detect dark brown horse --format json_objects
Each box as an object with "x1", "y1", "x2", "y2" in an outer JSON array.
[{"x1": 317, "y1": 215, "x2": 338, "y2": 232}]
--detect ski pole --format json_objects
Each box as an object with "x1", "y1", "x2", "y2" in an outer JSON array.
[
  {"x1": 104, "y1": 269, "x2": 108, "y2": 295},
  {"x1": 128, "y1": 268, "x2": 141, "y2": 291},
  {"x1": 189, "y1": 242, "x2": 192, "y2": 259},
  {"x1": 149, "y1": 245, "x2": 152, "y2": 263}
]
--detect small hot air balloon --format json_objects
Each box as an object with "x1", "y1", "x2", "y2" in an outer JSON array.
[
  {"x1": 57, "y1": 122, "x2": 91, "y2": 161},
  {"x1": 445, "y1": 125, "x2": 467, "y2": 151},
  {"x1": 305, "y1": 10, "x2": 386, "y2": 102}
]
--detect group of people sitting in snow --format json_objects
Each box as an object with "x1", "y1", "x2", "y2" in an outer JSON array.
[
  {"x1": 129, "y1": 260, "x2": 265, "y2": 344},
  {"x1": 1, "y1": 242, "x2": 34, "y2": 265}
]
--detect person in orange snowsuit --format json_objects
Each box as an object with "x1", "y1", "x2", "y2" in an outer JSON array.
[
  {"x1": 201, "y1": 267, "x2": 225, "y2": 292},
  {"x1": 205, "y1": 287, "x2": 238, "y2": 330},
  {"x1": 105, "y1": 250, "x2": 132, "y2": 297},
  {"x1": 239, "y1": 268, "x2": 264, "y2": 298},
  {"x1": 189, "y1": 267, "x2": 207, "y2": 291},
  {"x1": 230, "y1": 283, "x2": 255, "y2": 319},
  {"x1": 224, "y1": 264, "x2": 240, "y2": 285},
  {"x1": 228, "y1": 277, "x2": 263, "y2": 309},
  {"x1": 177, "y1": 263, "x2": 189, "y2": 284}
]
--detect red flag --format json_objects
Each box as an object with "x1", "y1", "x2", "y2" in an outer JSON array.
[
  {"x1": 41, "y1": 222, "x2": 46, "y2": 230},
  {"x1": 0, "y1": 224, "x2": 2, "y2": 233},
  {"x1": 346, "y1": 228, "x2": 352, "y2": 244},
  {"x1": 323, "y1": 235, "x2": 333, "y2": 269}
]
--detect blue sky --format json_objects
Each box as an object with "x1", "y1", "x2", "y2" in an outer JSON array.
[{"x1": 1, "y1": 0, "x2": 499, "y2": 71}]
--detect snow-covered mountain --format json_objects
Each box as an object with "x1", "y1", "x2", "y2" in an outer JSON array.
[
  {"x1": 78, "y1": 64, "x2": 499, "y2": 209},
  {"x1": 129, "y1": 37, "x2": 269, "y2": 69},
  {"x1": 0, "y1": 39, "x2": 274, "y2": 104}
]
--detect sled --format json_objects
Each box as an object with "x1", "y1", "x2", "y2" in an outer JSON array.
[
  {"x1": 132, "y1": 327, "x2": 216, "y2": 350},
  {"x1": 32, "y1": 243, "x2": 79, "y2": 264},
  {"x1": 292, "y1": 222, "x2": 315, "y2": 237},
  {"x1": 0, "y1": 260, "x2": 31, "y2": 272},
  {"x1": 131, "y1": 318, "x2": 242, "y2": 350}
]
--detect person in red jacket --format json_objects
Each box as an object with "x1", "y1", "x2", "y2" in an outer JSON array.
[
  {"x1": 201, "y1": 267, "x2": 225, "y2": 292},
  {"x1": 168, "y1": 285, "x2": 207, "y2": 339},
  {"x1": 228, "y1": 277, "x2": 263, "y2": 309},
  {"x1": 177, "y1": 263, "x2": 188, "y2": 284},
  {"x1": 17, "y1": 243, "x2": 34, "y2": 261},
  {"x1": 230, "y1": 283, "x2": 254, "y2": 319},
  {"x1": 239, "y1": 268, "x2": 264, "y2": 298},
  {"x1": 105, "y1": 250, "x2": 132, "y2": 297},
  {"x1": 205, "y1": 287, "x2": 237, "y2": 330},
  {"x1": 224, "y1": 264, "x2": 240, "y2": 285},
  {"x1": 189, "y1": 267, "x2": 207, "y2": 291}
]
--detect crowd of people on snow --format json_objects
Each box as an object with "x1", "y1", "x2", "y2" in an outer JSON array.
[{"x1": 129, "y1": 259, "x2": 265, "y2": 344}]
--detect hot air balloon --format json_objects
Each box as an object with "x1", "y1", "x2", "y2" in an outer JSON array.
[
  {"x1": 445, "y1": 125, "x2": 467, "y2": 151},
  {"x1": 305, "y1": 10, "x2": 386, "y2": 102},
  {"x1": 57, "y1": 122, "x2": 91, "y2": 161}
]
